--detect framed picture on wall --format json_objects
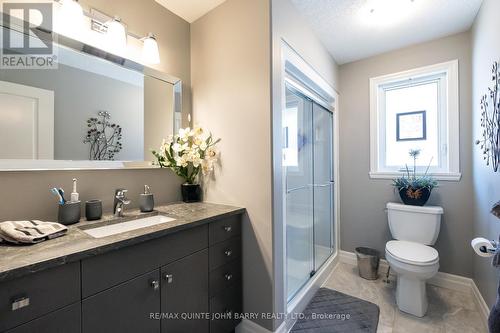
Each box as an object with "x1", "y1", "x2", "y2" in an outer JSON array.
[{"x1": 396, "y1": 110, "x2": 427, "y2": 141}]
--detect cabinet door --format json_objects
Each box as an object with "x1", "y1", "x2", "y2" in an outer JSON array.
[
  {"x1": 5, "y1": 303, "x2": 80, "y2": 333},
  {"x1": 161, "y1": 249, "x2": 209, "y2": 333},
  {"x1": 82, "y1": 270, "x2": 161, "y2": 333}
]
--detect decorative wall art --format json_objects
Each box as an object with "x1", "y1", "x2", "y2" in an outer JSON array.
[
  {"x1": 396, "y1": 110, "x2": 427, "y2": 141},
  {"x1": 83, "y1": 111, "x2": 123, "y2": 161},
  {"x1": 476, "y1": 61, "x2": 500, "y2": 172}
]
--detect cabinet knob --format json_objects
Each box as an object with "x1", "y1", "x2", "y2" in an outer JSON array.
[
  {"x1": 224, "y1": 250, "x2": 233, "y2": 257},
  {"x1": 12, "y1": 297, "x2": 30, "y2": 311},
  {"x1": 164, "y1": 274, "x2": 174, "y2": 284},
  {"x1": 225, "y1": 273, "x2": 233, "y2": 281},
  {"x1": 224, "y1": 226, "x2": 232, "y2": 232},
  {"x1": 151, "y1": 280, "x2": 160, "y2": 290}
]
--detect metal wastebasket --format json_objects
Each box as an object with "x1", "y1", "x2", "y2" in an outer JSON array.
[{"x1": 355, "y1": 247, "x2": 380, "y2": 280}]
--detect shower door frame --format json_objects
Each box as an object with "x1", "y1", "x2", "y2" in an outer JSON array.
[
  {"x1": 283, "y1": 82, "x2": 335, "y2": 303},
  {"x1": 272, "y1": 40, "x2": 340, "y2": 331}
]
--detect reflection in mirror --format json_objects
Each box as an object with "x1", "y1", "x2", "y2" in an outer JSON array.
[{"x1": 0, "y1": 25, "x2": 182, "y2": 170}]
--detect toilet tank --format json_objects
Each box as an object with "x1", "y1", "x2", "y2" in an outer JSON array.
[{"x1": 387, "y1": 202, "x2": 443, "y2": 245}]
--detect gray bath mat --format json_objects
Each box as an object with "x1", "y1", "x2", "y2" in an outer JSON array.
[{"x1": 291, "y1": 288, "x2": 379, "y2": 333}]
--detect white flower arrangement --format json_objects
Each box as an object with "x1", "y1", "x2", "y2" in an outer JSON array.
[{"x1": 152, "y1": 127, "x2": 220, "y2": 184}]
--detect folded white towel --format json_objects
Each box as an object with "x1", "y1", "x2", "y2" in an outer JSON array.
[{"x1": 0, "y1": 220, "x2": 68, "y2": 245}]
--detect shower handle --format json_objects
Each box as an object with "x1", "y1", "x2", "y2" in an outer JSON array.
[{"x1": 286, "y1": 181, "x2": 334, "y2": 193}]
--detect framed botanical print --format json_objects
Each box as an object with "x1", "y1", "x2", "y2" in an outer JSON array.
[{"x1": 396, "y1": 110, "x2": 427, "y2": 141}]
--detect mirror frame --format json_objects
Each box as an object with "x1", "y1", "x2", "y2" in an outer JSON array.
[{"x1": 0, "y1": 17, "x2": 183, "y2": 171}]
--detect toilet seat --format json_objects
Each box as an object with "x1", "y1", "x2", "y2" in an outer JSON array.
[{"x1": 386, "y1": 240, "x2": 439, "y2": 266}]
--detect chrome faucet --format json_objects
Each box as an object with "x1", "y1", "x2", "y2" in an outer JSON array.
[{"x1": 114, "y1": 189, "x2": 131, "y2": 217}]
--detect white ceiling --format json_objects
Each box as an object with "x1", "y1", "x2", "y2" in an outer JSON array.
[
  {"x1": 155, "y1": 0, "x2": 227, "y2": 23},
  {"x1": 290, "y1": 0, "x2": 483, "y2": 65}
]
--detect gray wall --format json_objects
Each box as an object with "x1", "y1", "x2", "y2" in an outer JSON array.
[
  {"x1": 191, "y1": 0, "x2": 273, "y2": 329},
  {"x1": 339, "y1": 32, "x2": 474, "y2": 277},
  {"x1": 1, "y1": 64, "x2": 144, "y2": 161},
  {"x1": 83, "y1": 0, "x2": 192, "y2": 124},
  {"x1": 0, "y1": 169, "x2": 182, "y2": 222},
  {"x1": 271, "y1": 0, "x2": 339, "y2": 330},
  {"x1": 192, "y1": 1, "x2": 339, "y2": 330},
  {"x1": 0, "y1": 0, "x2": 191, "y2": 218},
  {"x1": 271, "y1": 0, "x2": 339, "y2": 89},
  {"x1": 471, "y1": 0, "x2": 500, "y2": 307}
]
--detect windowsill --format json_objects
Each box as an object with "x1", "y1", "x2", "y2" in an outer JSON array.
[{"x1": 369, "y1": 171, "x2": 462, "y2": 182}]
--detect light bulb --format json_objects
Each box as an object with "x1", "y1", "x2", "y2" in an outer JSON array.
[
  {"x1": 106, "y1": 16, "x2": 127, "y2": 53},
  {"x1": 142, "y1": 33, "x2": 160, "y2": 64},
  {"x1": 56, "y1": 0, "x2": 85, "y2": 39}
]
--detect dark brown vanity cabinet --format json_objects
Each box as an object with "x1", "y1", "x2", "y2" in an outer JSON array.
[
  {"x1": 82, "y1": 250, "x2": 211, "y2": 333},
  {"x1": 0, "y1": 213, "x2": 242, "y2": 333},
  {"x1": 208, "y1": 215, "x2": 243, "y2": 333},
  {"x1": 5, "y1": 303, "x2": 81, "y2": 333},
  {"x1": 0, "y1": 262, "x2": 80, "y2": 333},
  {"x1": 161, "y1": 249, "x2": 209, "y2": 333},
  {"x1": 82, "y1": 270, "x2": 161, "y2": 333}
]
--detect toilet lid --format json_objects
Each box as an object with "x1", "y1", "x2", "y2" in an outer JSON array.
[{"x1": 386, "y1": 240, "x2": 439, "y2": 265}]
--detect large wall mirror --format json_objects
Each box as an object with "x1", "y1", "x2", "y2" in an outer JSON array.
[{"x1": 0, "y1": 21, "x2": 183, "y2": 171}]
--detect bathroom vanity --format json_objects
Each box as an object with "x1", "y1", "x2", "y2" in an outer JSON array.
[{"x1": 0, "y1": 202, "x2": 244, "y2": 333}]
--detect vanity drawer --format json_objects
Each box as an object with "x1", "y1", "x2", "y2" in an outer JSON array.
[
  {"x1": 209, "y1": 237, "x2": 241, "y2": 271},
  {"x1": 82, "y1": 225, "x2": 208, "y2": 298},
  {"x1": 0, "y1": 262, "x2": 80, "y2": 332},
  {"x1": 209, "y1": 215, "x2": 241, "y2": 245},
  {"x1": 209, "y1": 260, "x2": 241, "y2": 297},
  {"x1": 5, "y1": 303, "x2": 81, "y2": 333},
  {"x1": 210, "y1": 284, "x2": 242, "y2": 333}
]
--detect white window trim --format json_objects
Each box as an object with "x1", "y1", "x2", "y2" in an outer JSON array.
[{"x1": 369, "y1": 60, "x2": 461, "y2": 181}]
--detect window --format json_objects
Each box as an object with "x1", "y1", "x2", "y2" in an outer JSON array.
[{"x1": 369, "y1": 60, "x2": 460, "y2": 181}]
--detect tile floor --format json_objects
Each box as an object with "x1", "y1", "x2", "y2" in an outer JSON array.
[{"x1": 323, "y1": 263, "x2": 488, "y2": 333}]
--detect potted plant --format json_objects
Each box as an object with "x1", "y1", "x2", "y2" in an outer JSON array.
[
  {"x1": 152, "y1": 127, "x2": 220, "y2": 203},
  {"x1": 392, "y1": 149, "x2": 438, "y2": 206}
]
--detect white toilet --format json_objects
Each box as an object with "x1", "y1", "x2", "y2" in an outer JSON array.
[{"x1": 385, "y1": 202, "x2": 444, "y2": 317}]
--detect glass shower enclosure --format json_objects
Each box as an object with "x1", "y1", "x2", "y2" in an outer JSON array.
[{"x1": 283, "y1": 84, "x2": 335, "y2": 302}]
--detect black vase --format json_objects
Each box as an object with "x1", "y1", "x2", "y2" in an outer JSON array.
[
  {"x1": 181, "y1": 184, "x2": 202, "y2": 203},
  {"x1": 399, "y1": 187, "x2": 431, "y2": 206}
]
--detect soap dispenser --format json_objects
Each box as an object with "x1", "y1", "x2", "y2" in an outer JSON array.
[{"x1": 139, "y1": 185, "x2": 154, "y2": 213}]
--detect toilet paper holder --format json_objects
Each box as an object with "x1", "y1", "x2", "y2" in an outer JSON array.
[
  {"x1": 472, "y1": 236, "x2": 499, "y2": 257},
  {"x1": 480, "y1": 239, "x2": 498, "y2": 255},
  {"x1": 471, "y1": 202, "x2": 500, "y2": 258},
  {"x1": 480, "y1": 202, "x2": 500, "y2": 254}
]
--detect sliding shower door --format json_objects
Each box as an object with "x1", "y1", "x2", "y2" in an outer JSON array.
[
  {"x1": 313, "y1": 103, "x2": 334, "y2": 271},
  {"x1": 284, "y1": 87, "x2": 314, "y2": 301},
  {"x1": 284, "y1": 85, "x2": 335, "y2": 303}
]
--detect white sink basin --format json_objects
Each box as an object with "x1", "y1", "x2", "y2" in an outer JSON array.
[{"x1": 82, "y1": 215, "x2": 176, "y2": 238}]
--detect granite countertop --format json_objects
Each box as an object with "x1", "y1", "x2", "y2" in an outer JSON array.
[{"x1": 0, "y1": 202, "x2": 245, "y2": 282}]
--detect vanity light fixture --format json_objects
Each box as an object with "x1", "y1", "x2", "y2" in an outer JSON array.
[
  {"x1": 106, "y1": 16, "x2": 127, "y2": 52},
  {"x1": 54, "y1": 2, "x2": 162, "y2": 65},
  {"x1": 142, "y1": 33, "x2": 160, "y2": 65}
]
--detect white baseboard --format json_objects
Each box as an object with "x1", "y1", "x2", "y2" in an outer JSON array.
[
  {"x1": 472, "y1": 279, "x2": 491, "y2": 324},
  {"x1": 236, "y1": 318, "x2": 274, "y2": 333},
  {"x1": 339, "y1": 250, "x2": 490, "y2": 324},
  {"x1": 236, "y1": 253, "x2": 339, "y2": 333},
  {"x1": 339, "y1": 250, "x2": 391, "y2": 277},
  {"x1": 238, "y1": 251, "x2": 490, "y2": 332},
  {"x1": 236, "y1": 318, "x2": 293, "y2": 333}
]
